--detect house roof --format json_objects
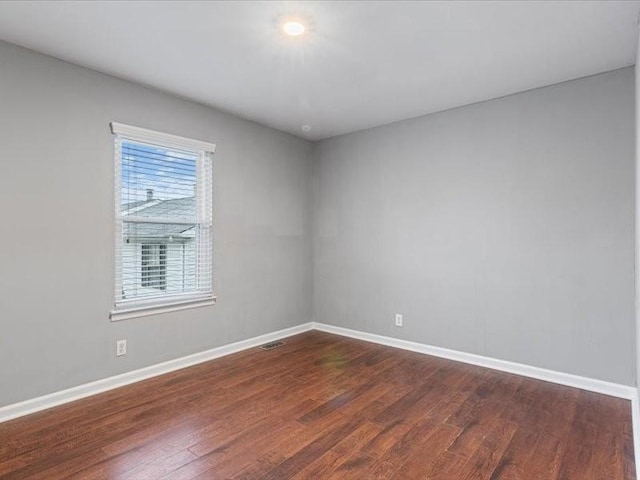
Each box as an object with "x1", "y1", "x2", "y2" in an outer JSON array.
[
  {"x1": 123, "y1": 223, "x2": 195, "y2": 238},
  {"x1": 124, "y1": 197, "x2": 195, "y2": 218},
  {"x1": 122, "y1": 196, "x2": 196, "y2": 239}
]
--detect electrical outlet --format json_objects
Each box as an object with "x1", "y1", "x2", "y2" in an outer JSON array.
[
  {"x1": 116, "y1": 339, "x2": 127, "y2": 357},
  {"x1": 395, "y1": 314, "x2": 403, "y2": 327}
]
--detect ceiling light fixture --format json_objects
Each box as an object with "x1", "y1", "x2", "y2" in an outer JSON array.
[{"x1": 283, "y1": 20, "x2": 305, "y2": 36}]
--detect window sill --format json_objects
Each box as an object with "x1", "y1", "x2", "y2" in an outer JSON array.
[{"x1": 110, "y1": 295, "x2": 216, "y2": 322}]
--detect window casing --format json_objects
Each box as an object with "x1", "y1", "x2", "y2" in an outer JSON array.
[{"x1": 110, "y1": 123, "x2": 215, "y2": 321}]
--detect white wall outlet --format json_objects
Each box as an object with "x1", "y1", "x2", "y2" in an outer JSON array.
[
  {"x1": 395, "y1": 313, "x2": 403, "y2": 327},
  {"x1": 116, "y1": 339, "x2": 127, "y2": 357}
]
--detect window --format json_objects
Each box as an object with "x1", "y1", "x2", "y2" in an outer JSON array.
[
  {"x1": 141, "y1": 243, "x2": 167, "y2": 290},
  {"x1": 110, "y1": 123, "x2": 215, "y2": 321}
]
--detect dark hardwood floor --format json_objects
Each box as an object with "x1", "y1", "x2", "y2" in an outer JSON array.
[{"x1": 0, "y1": 331, "x2": 635, "y2": 479}]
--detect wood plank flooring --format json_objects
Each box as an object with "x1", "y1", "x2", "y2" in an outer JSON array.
[{"x1": 0, "y1": 331, "x2": 635, "y2": 479}]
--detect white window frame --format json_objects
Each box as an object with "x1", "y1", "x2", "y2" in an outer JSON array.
[{"x1": 109, "y1": 122, "x2": 216, "y2": 321}]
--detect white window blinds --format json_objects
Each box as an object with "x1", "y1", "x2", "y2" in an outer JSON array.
[{"x1": 111, "y1": 123, "x2": 215, "y2": 319}]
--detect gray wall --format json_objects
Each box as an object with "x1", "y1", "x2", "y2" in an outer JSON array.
[
  {"x1": 0, "y1": 41, "x2": 635, "y2": 409},
  {"x1": 0, "y1": 41, "x2": 314, "y2": 407},
  {"x1": 313, "y1": 68, "x2": 636, "y2": 385}
]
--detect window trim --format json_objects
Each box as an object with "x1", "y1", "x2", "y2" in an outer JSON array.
[
  {"x1": 109, "y1": 122, "x2": 216, "y2": 321},
  {"x1": 110, "y1": 122, "x2": 217, "y2": 153},
  {"x1": 110, "y1": 295, "x2": 216, "y2": 322}
]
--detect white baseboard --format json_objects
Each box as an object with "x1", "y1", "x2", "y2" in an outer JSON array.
[
  {"x1": 312, "y1": 322, "x2": 637, "y2": 400},
  {"x1": 1, "y1": 320, "x2": 636, "y2": 431},
  {"x1": 313, "y1": 322, "x2": 640, "y2": 476},
  {"x1": 0, "y1": 322, "x2": 314, "y2": 423}
]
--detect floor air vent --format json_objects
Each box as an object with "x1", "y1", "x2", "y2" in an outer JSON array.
[{"x1": 260, "y1": 341, "x2": 285, "y2": 351}]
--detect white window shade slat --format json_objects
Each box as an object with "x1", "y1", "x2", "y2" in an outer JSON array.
[{"x1": 111, "y1": 125, "x2": 215, "y2": 319}]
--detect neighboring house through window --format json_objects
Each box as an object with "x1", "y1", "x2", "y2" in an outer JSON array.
[
  {"x1": 110, "y1": 123, "x2": 215, "y2": 321},
  {"x1": 141, "y1": 242, "x2": 167, "y2": 290}
]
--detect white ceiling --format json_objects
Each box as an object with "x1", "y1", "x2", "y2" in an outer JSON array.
[{"x1": 0, "y1": 1, "x2": 638, "y2": 140}]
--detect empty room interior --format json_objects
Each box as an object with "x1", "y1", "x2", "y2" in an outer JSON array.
[{"x1": 2, "y1": 0, "x2": 640, "y2": 478}]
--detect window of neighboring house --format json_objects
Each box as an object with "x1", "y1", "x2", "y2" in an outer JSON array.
[
  {"x1": 141, "y1": 243, "x2": 167, "y2": 290},
  {"x1": 110, "y1": 122, "x2": 215, "y2": 321}
]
